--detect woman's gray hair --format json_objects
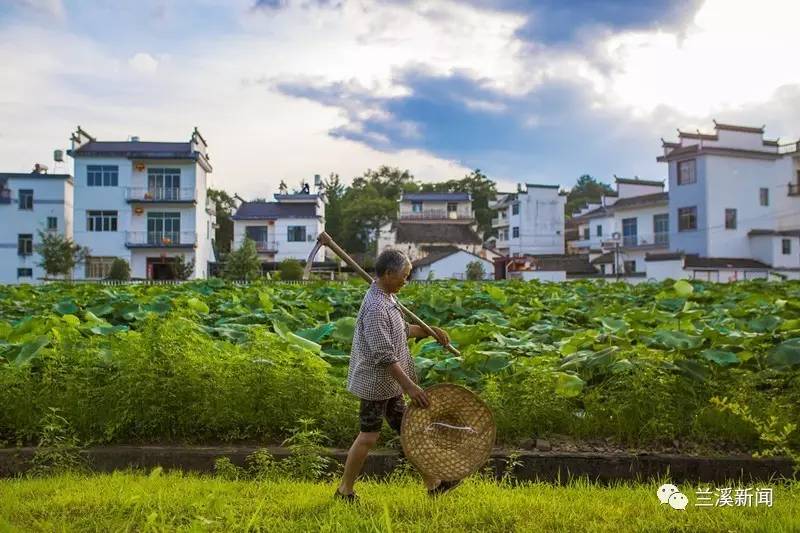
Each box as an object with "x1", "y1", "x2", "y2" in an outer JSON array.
[{"x1": 375, "y1": 249, "x2": 410, "y2": 277}]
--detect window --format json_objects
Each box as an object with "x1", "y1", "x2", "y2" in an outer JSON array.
[
  {"x1": 18, "y1": 234, "x2": 33, "y2": 256},
  {"x1": 622, "y1": 218, "x2": 638, "y2": 247},
  {"x1": 411, "y1": 201, "x2": 423, "y2": 213},
  {"x1": 583, "y1": 227, "x2": 590, "y2": 239},
  {"x1": 783, "y1": 239, "x2": 792, "y2": 255},
  {"x1": 596, "y1": 225, "x2": 602, "y2": 237},
  {"x1": 85, "y1": 257, "x2": 116, "y2": 279},
  {"x1": 512, "y1": 226, "x2": 519, "y2": 238},
  {"x1": 677, "y1": 159, "x2": 696, "y2": 185},
  {"x1": 147, "y1": 168, "x2": 181, "y2": 199},
  {"x1": 19, "y1": 189, "x2": 33, "y2": 210},
  {"x1": 17, "y1": 268, "x2": 33, "y2": 278},
  {"x1": 512, "y1": 203, "x2": 519, "y2": 215},
  {"x1": 447, "y1": 202, "x2": 458, "y2": 213},
  {"x1": 87, "y1": 165, "x2": 118, "y2": 187},
  {"x1": 147, "y1": 212, "x2": 180, "y2": 244},
  {"x1": 47, "y1": 217, "x2": 58, "y2": 230},
  {"x1": 87, "y1": 210, "x2": 118, "y2": 232},
  {"x1": 653, "y1": 214, "x2": 669, "y2": 245},
  {"x1": 624, "y1": 260, "x2": 636, "y2": 273},
  {"x1": 760, "y1": 187, "x2": 769, "y2": 206},
  {"x1": 678, "y1": 206, "x2": 697, "y2": 231},
  {"x1": 725, "y1": 208, "x2": 737, "y2": 230},
  {"x1": 288, "y1": 225, "x2": 307, "y2": 242},
  {"x1": 246, "y1": 225, "x2": 269, "y2": 243}
]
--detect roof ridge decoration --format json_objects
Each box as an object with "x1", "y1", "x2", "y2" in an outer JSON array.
[{"x1": 712, "y1": 119, "x2": 765, "y2": 134}]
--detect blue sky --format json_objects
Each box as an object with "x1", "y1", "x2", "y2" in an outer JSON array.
[{"x1": 1, "y1": 0, "x2": 798, "y2": 197}]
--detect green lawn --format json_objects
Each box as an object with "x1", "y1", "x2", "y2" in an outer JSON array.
[{"x1": 1, "y1": 472, "x2": 798, "y2": 532}]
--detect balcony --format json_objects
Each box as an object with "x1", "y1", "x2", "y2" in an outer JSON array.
[
  {"x1": 236, "y1": 239, "x2": 278, "y2": 254},
  {"x1": 125, "y1": 231, "x2": 197, "y2": 248},
  {"x1": 789, "y1": 183, "x2": 800, "y2": 196},
  {"x1": 491, "y1": 215, "x2": 509, "y2": 228},
  {"x1": 0, "y1": 188, "x2": 10, "y2": 204},
  {"x1": 399, "y1": 209, "x2": 472, "y2": 221},
  {"x1": 604, "y1": 232, "x2": 669, "y2": 250},
  {"x1": 125, "y1": 187, "x2": 196, "y2": 203}
]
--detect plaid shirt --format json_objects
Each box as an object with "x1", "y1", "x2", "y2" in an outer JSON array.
[{"x1": 346, "y1": 282, "x2": 417, "y2": 401}]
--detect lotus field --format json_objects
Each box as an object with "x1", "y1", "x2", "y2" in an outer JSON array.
[{"x1": 1, "y1": 279, "x2": 799, "y2": 457}]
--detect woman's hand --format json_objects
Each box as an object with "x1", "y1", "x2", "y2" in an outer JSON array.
[
  {"x1": 430, "y1": 326, "x2": 450, "y2": 347},
  {"x1": 404, "y1": 383, "x2": 430, "y2": 408}
]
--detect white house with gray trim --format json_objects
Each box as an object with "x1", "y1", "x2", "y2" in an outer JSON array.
[
  {"x1": 67, "y1": 126, "x2": 216, "y2": 280},
  {"x1": 489, "y1": 183, "x2": 566, "y2": 256},
  {"x1": 231, "y1": 192, "x2": 325, "y2": 264},
  {"x1": 0, "y1": 170, "x2": 74, "y2": 284},
  {"x1": 647, "y1": 121, "x2": 800, "y2": 281}
]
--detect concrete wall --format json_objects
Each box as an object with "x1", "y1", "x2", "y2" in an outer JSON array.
[
  {"x1": 519, "y1": 270, "x2": 567, "y2": 282},
  {"x1": 0, "y1": 176, "x2": 72, "y2": 284},
  {"x1": 668, "y1": 155, "x2": 708, "y2": 255},
  {"x1": 617, "y1": 182, "x2": 663, "y2": 198},
  {"x1": 645, "y1": 259, "x2": 688, "y2": 281},
  {"x1": 411, "y1": 251, "x2": 493, "y2": 280}
]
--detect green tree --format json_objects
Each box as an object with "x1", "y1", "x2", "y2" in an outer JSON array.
[
  {"x1": 35, "y1": 230, "x2": 88, "y2": 279},
  {"x1": 466, "y1": 260, "x2": 486, "y2": 281},
  {"x1": 420, "y1": 169, "x2": 497, "y2": 239},
  {"x1": 322, "y1": 173, "x2": 346, "y2": 244},
  {"x1": 565, "y1": 175, "x2": 614, "y2": 217},
  {"x1": 207, "y1": 189, "x2": 237, "y2": 256},
  {"x1": 278, "y1": 258, "x2": 304, "y2": 281},
  {"x1": 171, "y1": 255, "x2": 195, "y2": 280},
  {"x1": 223, "y1": 239, "x2": 262, "y2": 281},
  {"x1": 107, "y1": 258, "x2": 131, "y2": 281},
  {"x1": 339, "y1": 166, "x2": 416, "y2": 253}
]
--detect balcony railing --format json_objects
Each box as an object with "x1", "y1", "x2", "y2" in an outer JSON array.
[
  {"x1": 605, "y1": 232, "x2": 669, "y2": 249},
  {"x1": 789, "y1": 183, "x2": 800, "y2": 196},
  {"x1": 399, "y1": 210, "x2": 472, "y2": 221},
  {"x1": 491, "y1": 215, "x2": 509, "y2": 227},
  {"x1": 126, "y1": 231, "x2": 197, "y2": 247},
  {"x1": 237, "y1": 239, "x2": 278, "y2": 253},
  {"x1": 125, "y1": 187, "x2": 196, "y2": 202}
]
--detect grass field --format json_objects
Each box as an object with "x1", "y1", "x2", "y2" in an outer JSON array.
[{"x1": 1, "y1": 471, "x2": 798, "y2": 532}]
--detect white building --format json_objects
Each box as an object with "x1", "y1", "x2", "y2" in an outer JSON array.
[
  {"x1": 410, "y1": 247, "x2": 493, "y2": 280},
  {"x1": 0, "y1": 170, "x2": 74, "y2": 284},
  {"x1": 231, "y1": 192, "x2": 326, "y2": 265},
  {"x1": 67, "y1": 127, "x2": 216, "y2": 280},
  {"x1": 646, "y1": 121, "x2": 800, "y2": 280},
  {"x1": 378, "y1": 192, "x2": 485, "y2": 261},
  {"x1": 571, "y1": 177, "x2": 668, "y2": 275},
  {"x1": 489, "y1": 183, "x2": 566, "y2": 256}
]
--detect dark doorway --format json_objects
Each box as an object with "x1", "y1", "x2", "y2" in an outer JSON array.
[{"x1": 147, "y1": 257, "x2": 177, "y2": 280}]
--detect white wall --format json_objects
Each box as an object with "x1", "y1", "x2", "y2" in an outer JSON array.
[
  {"x1": 0, "y1": 176, "x2": 72, "y2": 284},
  {"x1": 72, "y1": 155, "x2": 213, "y2": 280},
  {"x1": 411, "y1": 251, "x2": 493, "y2": 280},
  {"x1": 232, "y1": 217, "x2": 324, "y2": 262},
  {"x1": 645, "y1": 259, "x2": 688, "y2": 281},
  {"x1": 617, "y1": 182, "x2": 663, "y2": 198},
  {"x1": 505, "y1": 185, "x2": 565, "y2": 255},
  {"x1": 519, "y1": 270, "x2": 566, "y2": 282}
]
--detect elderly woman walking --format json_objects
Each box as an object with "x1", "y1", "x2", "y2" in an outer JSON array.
[{"x1": 335, "y1": 249, "x2": 460, "y2": 500}]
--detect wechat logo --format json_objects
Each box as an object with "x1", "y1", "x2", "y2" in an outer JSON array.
[{"x1": 657, "y1": 484, "x2": 688, "y2": 511}]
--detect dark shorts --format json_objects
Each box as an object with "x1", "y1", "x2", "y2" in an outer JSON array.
[{"x1": 359, "y1": 395, "x2": 405, "y2": 433}]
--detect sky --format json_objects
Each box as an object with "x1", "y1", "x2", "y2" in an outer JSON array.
[{"x1": 1, "y1": 0, "x2": 799, "y2": 198}]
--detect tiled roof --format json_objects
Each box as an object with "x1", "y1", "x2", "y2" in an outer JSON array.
[
  {"x1": 684, "y1": 255, "x2": 770, "y2": 269},
  {"x1": 411, "y1": 246, "x2": 489, "y2": 268},
  {"x1": 645, "y1": 252, "x2": 770, "y2": 269},
  {"x1": 590, "y1": 252, "x2": 614, "y2": 265},
  {"x1": 748, "y1": 229, "x2": 800, "y2": 237},
  {"x1": 614, "y1": 177, "x2": 665, "y2": 187},
  {"x1": 71, "y1": 141, "x2": 193, "y2": 156},
  {"x1": 611, "y1": 192, "x2": 669, "y2": 210},
  {"x1": 512, "y1": 254, "x2": 597, "y2": 274},
  {"x1": 713, "y1": 121, "x2": 764, "y2": 134},
  {"x1": 395, "y1": 223, "x2": 482, "y2": 244},
  {"x1": 232, "y1": 202, "x2": 318, "y2": 220},
  {"x1": 0, "y1": 172, "x2": 73, "y2": 181},
  {"x1": 402, "y1": 192, "x2": 470, "y2": 202}
]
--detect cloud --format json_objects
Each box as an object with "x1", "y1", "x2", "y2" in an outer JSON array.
[
  {"x1": 14, "y1": 0, "x2": 65, "y2": 19},
  {"x1": 128, "y1": 53, "x2": 159, "y2": 75}
]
